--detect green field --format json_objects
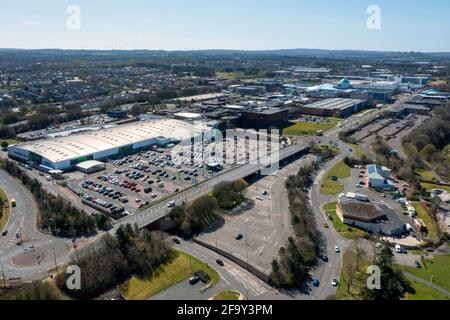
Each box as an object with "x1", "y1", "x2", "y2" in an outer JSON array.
[
  {"x1": 335, "y1": 250, "x2": 370, "y2": 300},
  {"x1": 0, "y1": 188, "x2": 10, "y2": 232},
  {"x1": 348, "y1": 144, "x2": 365, "y2": 158},
  {"x1": 283, "y1": 118, "x2": 340, "y2": 136},
  {"x1": 120, "y1": 250, "x2": 220, "y2": 300},
  {"x1": 320, "y1": 161, "x2": 351, "y2": 195},
  {"x1": 400, "y1": 254, "x2": 450, "y2": 293},
  {"x1": 416, "y1": 169, "x2": 435, "y2": 181},
  {"x1": 0, "y1": 139, "x2": 18, "y2": 146},
  {"x1": 413, "y1": 202, "x2": 439, "y2": 242},
  {"x1": 323, "y1": 202, "x2": 367, "y2": 240},
  {"x1": 421, "y1": 182, "x2": 450, "y2": 193},
  {"x1": 212, "y1": 291, "x2": 240, "y2": 300},
  {"x1": 405, "y1": 279, "x2": 448, "y2": 300}
]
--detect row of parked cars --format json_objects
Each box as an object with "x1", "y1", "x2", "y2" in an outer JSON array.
[
  {"x1": 81, "y1": 193, "x2": 128, "y2": 217},
  {"x1": 82, "y1": 180, "x2": 130, "y2": 204}
]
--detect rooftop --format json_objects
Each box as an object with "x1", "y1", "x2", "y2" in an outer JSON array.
[
  {"x1": 304, "y1": 98, "x2": 365, "y2": 110},
  {"x1": 11, "y1": 119, "x2": 206, "y2": 163},
  {"x1": 338, "y1": 199, "x2": 386, "y2": 223}
]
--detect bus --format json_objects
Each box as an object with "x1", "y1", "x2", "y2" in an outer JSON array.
[{"x1": 10, "y1": 199, "x2": 16, "y2": 207}]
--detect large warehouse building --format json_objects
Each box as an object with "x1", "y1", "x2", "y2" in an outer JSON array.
[
  {"x1": 8, "y1": 119, "x2": 215, "y2": 171},
  {"x1": 300, "y1": 98, "x2": 367, "y2": 118}
]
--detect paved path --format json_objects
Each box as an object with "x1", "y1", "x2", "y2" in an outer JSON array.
[{"x1": 403, "y1": 271, "x2": 450, "y2": 298}]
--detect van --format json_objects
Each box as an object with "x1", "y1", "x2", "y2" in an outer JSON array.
[{"x1": 167, "y1": 200, "x2": 175, "y2": 208}]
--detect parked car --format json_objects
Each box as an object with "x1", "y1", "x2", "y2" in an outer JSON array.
[
  {"x1": 216, "y1": 259, "x2": 224, "y2": 267},
  {"x1": 331, "y1": 279, "x2": 339, "y2": 287},
  {"x1": 335, "y1": 246, "x2": 341, "y2": 253},
  {"x1": 235, "y1": 234, "x2": 243, "y2": 240},
  {"x1": 415, "y1": 261, "x2": 422, "y2": 269}
]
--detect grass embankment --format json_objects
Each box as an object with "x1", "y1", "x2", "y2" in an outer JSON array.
[
  {"x1": 323, "y1": 202, "x2": 367, "y2": 240},
  {"x1": 405, "y1": 279, "x2": 448, "y2": 300},
  {"x1": 0, "y1": 188, "x2": 10, "y2": 232},
  {"x1": 320, "y1": 161, "x2": 351, "y2": 195},
  {"x1": 412, "y1": 202, "x2": 439, "y2": 242},
  {"x1": 212, "y1": 291, "x2": 240, "y2": 300},
  {"x1": 400, "y1": 254, "x2": 450, "y2": 293},
  {"x1": 348, "y1": 144, "x2": 365, "y2": 158},
  {"x1": 120, "y1": 250, "x2": 220, "y2": 300},
  {"x1": 415, "y1": 169, "x2": 435, "y2": 181},
  {"x1": 283, "y1": 118, "x2": 340, "y2": 136},
  {"x1": 0, "y1": 139, "x2": 18, "y2": 145},
  {"x1": 421, "y1": 183, "x2": 450, "y2": 193},
  {"x1": 335, "y1": 250, "x2": 370, "y2": 300}
]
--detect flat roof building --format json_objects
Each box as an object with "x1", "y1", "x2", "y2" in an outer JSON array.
[
  {"x1": 300, "y1": 98, "x2": 366, "y2": 118},
  {"x1": 8, "y1": 119, "x2": 215, "y2": 171}
]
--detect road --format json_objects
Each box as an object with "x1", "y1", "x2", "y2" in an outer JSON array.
[
  {"x1": 0, "y1": 170, "x2": 72, "y2": 282},
  {"x1": 0, "y1": 93, "x2": 416, "y2": 291}
]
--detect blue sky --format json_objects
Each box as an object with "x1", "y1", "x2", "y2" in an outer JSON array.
[{"x1": 0, "y1": 0, "x2": 449, "y2": 51}]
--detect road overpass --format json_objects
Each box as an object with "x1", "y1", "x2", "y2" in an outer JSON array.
[
  {"x1": 110, "y1": 94, "x2": 418, "y2": 232},
  {"x1": 111, "y1": 140, "x2": 312, "y2": 232}
]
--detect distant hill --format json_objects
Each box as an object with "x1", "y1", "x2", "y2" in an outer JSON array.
[{"x1": 1, "y1": 48, "x2": 449, "y2": 60}]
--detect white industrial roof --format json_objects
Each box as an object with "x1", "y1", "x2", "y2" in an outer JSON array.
[
  {"x1": 305, "y1": 98, "x2": 364, "y2": 110},
  {"x1": 15, "y1": 119, "x2": 204, "y2": 163},
  {"x1": 75, "y1": 160, "x2": 106, "y2": 170}
]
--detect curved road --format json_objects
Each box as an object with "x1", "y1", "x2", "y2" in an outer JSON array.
[{"x1": 0, "y1": 169, "x2": 72, "y2": 282}]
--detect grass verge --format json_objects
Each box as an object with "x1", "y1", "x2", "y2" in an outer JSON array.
[
  {"x1": 415, "y1": 169, "x2": 435, "y2": 181},
  {"x1": 405, "y1": 279, "x2": 448, "y2": 300},
  {"x1": 335, "y1": 250, "x2": 370, "y2": 300},
  {"x1": 0, "y1": 188, "x2": 10, "y2": 232},
  {"x1": 412, "y1": 202, "x2": 439, "y2": 242},
  {"x1": 421, "y1": 183, "x2": 450, "y2": 193},
  {"x1": 120, "y1": 249, "x2": 220, "y2": 300},
  {"x1": 320, "y1": 161, "x2": 351, "y2": 195},
  {"x1": 212, "y1": 291, "x2": 240, "y2": 300},
  {"x1": 283, "y1": 118, "x2": 340, "y2": 136},
  {"x1": 399, "y1": 254, "x2": 450, "y2": 293}
]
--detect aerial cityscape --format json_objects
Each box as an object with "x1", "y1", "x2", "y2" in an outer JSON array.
[{"x1": 0, "y1": 0, "x2": 449, "y2": 311}]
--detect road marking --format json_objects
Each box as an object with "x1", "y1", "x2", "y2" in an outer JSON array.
[{"x1": 226, "y1": 266, "x2": 267, "y2": 296}]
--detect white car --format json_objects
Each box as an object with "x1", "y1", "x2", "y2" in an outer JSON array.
[
  {"x1": 331, "y1": 279, "x2": 339, "y2": 287},
  {"x1": 256, "y1": 196, "x2": 264, "y2": 201},
  {"x1": 334, "y1": 246, "x2": 340, "y2": 253}
]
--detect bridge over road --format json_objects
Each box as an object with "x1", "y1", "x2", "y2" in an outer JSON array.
[{"x1": 110, "y1": 139, "x2": 313, "y2": 232}]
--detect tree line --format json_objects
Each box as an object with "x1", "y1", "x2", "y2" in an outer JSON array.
[
  {"x1": 58, "y1": 224, "x2": 173, "y2": 300},
  {"x1": 169, "y1": 180, "x2": 248, "y2": 238},
  {"x1": 270, "y1": 163, "x2": 322, "y2": 288},
  {"x1": 0, "y1": 159, "x2": 111, "y2": 237}
]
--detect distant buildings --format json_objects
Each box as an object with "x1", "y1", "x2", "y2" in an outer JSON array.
[{"x1": 241, "y1": 107, "x2": 289, "y2": 129}]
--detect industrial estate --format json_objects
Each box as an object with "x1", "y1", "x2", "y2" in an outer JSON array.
[{"x1": 0, "y1": 3, "x2": 449, "y2": 308}]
